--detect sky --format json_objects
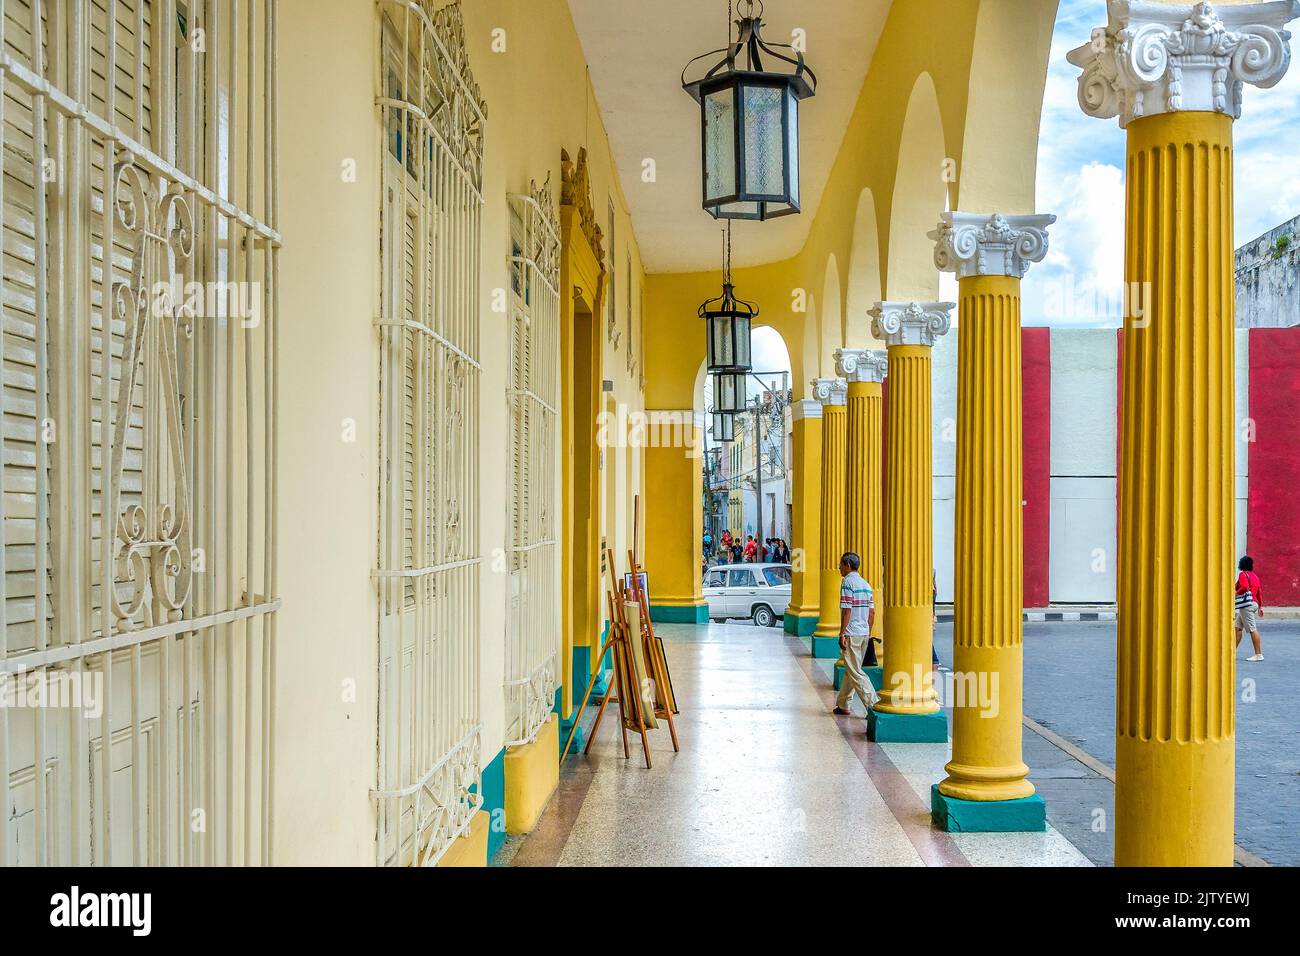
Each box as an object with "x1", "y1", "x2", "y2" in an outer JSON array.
[{"x1": 1028, "y1": 0, "x2": 1300, "y2": 327}]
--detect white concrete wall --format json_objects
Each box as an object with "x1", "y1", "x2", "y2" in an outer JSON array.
[
  {"x1": 1235, "y1": 329, "x2": 1250, "y2": 560},
  {"x1": 932, "y1": 330, "x2": 958, "y2": 602},
  {"x1": 275, "y1": 0, "x2": 381, "y2": 865},
  {"x1": 1049, "y1": 330, "x2": 1117, "y2": 603}
]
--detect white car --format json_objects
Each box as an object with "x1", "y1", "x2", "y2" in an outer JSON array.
[{"x1": 702, "y1": 563, "x2": 792, "y2": 628}]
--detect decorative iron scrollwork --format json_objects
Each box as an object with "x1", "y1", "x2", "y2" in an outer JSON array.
[{"x1": 108, "y1": 152, "x2": 195, "y2": 629}]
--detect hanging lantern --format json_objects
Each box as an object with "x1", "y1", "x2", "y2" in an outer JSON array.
[
  {"x1": 701, "y1": 222, "x2": 756, "y2": 372},
  {"x1": 713, "y1": 370, "x2": 747, "y2": 414},
  {"x1": 682, "y1": 0, "x2": 817, "y2": 221},
  {"x1": 712, "y1": 412, "x2": 736, "y2": 443}
]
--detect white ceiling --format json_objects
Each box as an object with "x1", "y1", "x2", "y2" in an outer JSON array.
[{"x1": 567, "y1": 0, "x2": 891, "y2": 275}]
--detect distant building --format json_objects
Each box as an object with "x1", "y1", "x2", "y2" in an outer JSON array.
[{"x1": 1236, "y1": 215, "x2": 1300, "y2": 328}]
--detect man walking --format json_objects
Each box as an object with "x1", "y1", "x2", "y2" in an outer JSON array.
[{"x1": 833, "y1": 552, "x2": 879, "y2": 715}]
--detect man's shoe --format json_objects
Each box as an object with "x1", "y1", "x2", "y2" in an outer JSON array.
[{"x1": 832, "y1": 707, "x2": 850, "y2": 716}]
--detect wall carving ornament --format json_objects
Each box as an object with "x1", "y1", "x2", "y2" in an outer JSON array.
[
  {"x1": 1067, "y1": 0, "x2": 1298, "y2": 128},
  {"x1": 834, "y1": 348, "x2": 889, "y2": 384},
  {"x1": 560, "y1": 147, "x2": 605, "y2": 265},
  {"x1": 930, "y1": 212, "x2": 1055, "y2": 280},
  {"x1": 870, "y1": 301, "x2": 955, "y2": 349}
]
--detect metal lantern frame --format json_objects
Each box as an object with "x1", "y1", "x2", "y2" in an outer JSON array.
[
  {"x1": 701, "y1": 222, "x2": 757, "y2": 373},
  {"x1": 682, "y1": 0, "x2": 817, "y2": 221}
]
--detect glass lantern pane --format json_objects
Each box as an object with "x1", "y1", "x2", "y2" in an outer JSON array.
[
  {"x1": 704, "y1": 87, "x2": 736, "y2": 204},
  {"x1": 709, "y1": 316, "x2": 733, "y2": 368},
  {"x1": 786, "y1": 88, "x2": 800, "y2": 207},
  {"x1": 716, "y1": 372, "x2": 745, "y2": 412},
  {"x1": 742, "y1": 84, "x2": 784, "y2": 197},
  {"x1": 735, "y1": 315, "x2": 751, "y2": 369}
]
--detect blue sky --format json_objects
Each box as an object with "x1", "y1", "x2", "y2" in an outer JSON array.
[{"x1": 1029, "y1": 0, "x2": 1300, "y2": 326}]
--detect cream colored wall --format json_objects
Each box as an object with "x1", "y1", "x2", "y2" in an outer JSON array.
[
  {"x1": 459, "y1": 0, "x2": 649, "y2": 768},
  {"x1": 274, "y1": 0, "x2": 382, "y2": 865}
]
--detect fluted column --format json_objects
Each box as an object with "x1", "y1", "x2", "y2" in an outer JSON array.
[
  {"x1": 811, "y1": 378, "x2": 848, "y2": 658},
  {"x1": 835, "y1": 349, "x2": 888, "y2": 649},
  {"x1": 1069, "y1": 0, "x2": 1297, "y2": 865},
  {"x1": 929, "y1": 212, "x2": 1054, "y2": 827},
  {"x1": 784, "y1": 398, "x2": 823, "y2": 637},
  {"x1": 867, "y1": 302, "x2": 951, "y2": 742}
]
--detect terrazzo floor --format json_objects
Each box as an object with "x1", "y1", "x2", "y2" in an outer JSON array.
[{"x1": 503, "y1": 621, "x2": 1093, "y2": 867}]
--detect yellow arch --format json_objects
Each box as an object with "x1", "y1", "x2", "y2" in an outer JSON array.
[
  {"x1": 887, "y1": 71, "x2": 948, "y2": 301},
  {"x1": 820, "y1": 254, "x2": 843, "y2": 376},
  {"x1": 956, "y1": 0, "x2": 1059, "y2": 214},
  {"x1": 844, "y1": 187, "x2": 883, "y2": 347}
]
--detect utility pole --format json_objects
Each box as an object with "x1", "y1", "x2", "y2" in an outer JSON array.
[{"x1": 753, "y1": 399, "x2": 763, "y2": 545}]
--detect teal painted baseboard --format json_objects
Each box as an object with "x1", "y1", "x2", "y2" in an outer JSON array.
[
  {"x1": 810, "y1": 634, "x2": 841, "y2": 659},
  {"x1": 931, "y1": 784, "x2": 1046, "y2": 832},
  {"x1": 475, "y1": 748, "x2": 507, "y2": 862},
  {"x1": 835, "y1": 664, "x2": 882, "y2": 692},
  {"x1": 783, "y1": 613, "x2": 818, "y2": 636},
  {"x1": 649, "y1": 603, "x2": 708, "y2": 624},
  {"x1": 867, "y1": 708, "x2": 948, "y2": 743}
]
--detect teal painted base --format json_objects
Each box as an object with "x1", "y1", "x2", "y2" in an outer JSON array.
[
  {"x1": 810, "y1": 634, "x2": 841, "y2": 659},
  {"x1": 866, "y1": 708, "x2": 948, "y2": 743},
  {"x1": 554, "y1": 687, "x2": 586, "y2": 760},
  {"x1": 649, "y1": 603, "x2": 709, "y2": 624},
  {"x1": 835, "y1": 663, "x2": 882, "y2": 693},
  {"x1": 783, "y1": 612, "x2": 818, "y2": 637},
  {"x1": 474, "y1": 749, "x2": 507, "y2": 862},
  {"x1": 930, "y1": 785, "x2": 1047, "y2": 832}
]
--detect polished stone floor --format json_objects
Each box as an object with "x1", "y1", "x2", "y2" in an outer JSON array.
[{"x1": 502, "y1": 621, "x2": 1092, "y2": 867}]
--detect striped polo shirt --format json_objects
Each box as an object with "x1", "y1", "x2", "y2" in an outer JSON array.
[{"x1": 840, "y1": 571, "x2": 874, "y2": 636}]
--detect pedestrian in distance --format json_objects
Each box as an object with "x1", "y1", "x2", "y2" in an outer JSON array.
[{"x1": 1234, "y1": 555, "x2": 1264, "y2": 662}]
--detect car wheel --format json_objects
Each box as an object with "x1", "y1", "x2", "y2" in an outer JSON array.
[{"x1": 752, "y1": 605, "x2": 775, "y2": 628}]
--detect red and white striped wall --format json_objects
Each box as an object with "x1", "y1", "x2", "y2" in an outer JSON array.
[{"x1": 929, "y1": 326, "x2": 1300, "y2": 607}]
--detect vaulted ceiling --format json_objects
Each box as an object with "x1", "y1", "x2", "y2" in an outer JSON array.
[{"x1": 567, "y1": 0, "x2": 891, "y2": 274}]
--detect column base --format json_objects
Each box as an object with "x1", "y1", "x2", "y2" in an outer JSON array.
[
  {"x1": 836, "y1": 660, "x2": 884, "y2": 692},
  {"x1": 504, "y1": 715, "x2": 560, "y2": 835},
  {"x1": 810, "y1": 634, "x2": 842, "y2": 659},
  {"x1": 783, "y1": 611, "x2": 818, "y2": 636},
  {"x1": 437, "y1": 809, "x2": 490, "y2": 867},
  {"x1": 930, "y1": 784, "x2": 1046, "y2": 832},
  {"x1": 649, "y1": 602, "x2": 708, "y2": 624},
  {"x1": 472, "y1": 749, "x2": 507, "y2": 861},
  {"x1": 867, "y1": 708, "x2": 948, "y2": 743}
]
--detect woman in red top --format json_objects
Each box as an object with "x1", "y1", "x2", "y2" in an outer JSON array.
[{"x1": 1234, "y1": 555, "x2": 1264, "y2": 661}]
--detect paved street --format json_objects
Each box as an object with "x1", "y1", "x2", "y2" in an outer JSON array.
[{"x1": 931, "y1": 619, "x2": 1298, "y2": 866}]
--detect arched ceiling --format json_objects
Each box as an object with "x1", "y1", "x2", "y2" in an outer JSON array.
[{"x1": 567, "y1": 0, "x2": 891, "y2": 275}]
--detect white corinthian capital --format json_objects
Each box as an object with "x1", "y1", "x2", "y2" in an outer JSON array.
[
  {"x1": 1067, "y1": 0, "x2": 1299, "y2": 127},
  {"x1": 810, "y1": 378, "x2": 848, "y2": 406},
  {"x1": 834, "y1": 348, "x2": 889, "y2": 384},
  {"x1": 869, "y1": 301, "x2": 954, "y2": 349},
  {"x1": 929, "y1": 212, "x2": 1056, "y2": 280}
]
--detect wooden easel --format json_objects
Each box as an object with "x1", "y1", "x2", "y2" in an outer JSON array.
[{"x1": 557, "y1": 533, "x2": 681, "y2": 766}]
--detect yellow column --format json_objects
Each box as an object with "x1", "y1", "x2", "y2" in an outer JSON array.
[
  {"x1": 811, "y1": 379, "x2": 847, "y2": 658},
  {"x1": 930, "y1": 212, "x2": 1054, "y2": 829},
  {"x1": 1069, "y1": 1, "x2": 1297, "y2": 864},
  {"x1": 784, "y1": 398, "x2": 823, "y2": 637},
  {"x1": 644, "y1": 411, "x2": 708, "y2": 624},
  {"x1": 867, "y1": 302, "x2": 951, "y2": 742},
  {"x1": 835, "y1": 349, "x2": 888, "y2": 651}
]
